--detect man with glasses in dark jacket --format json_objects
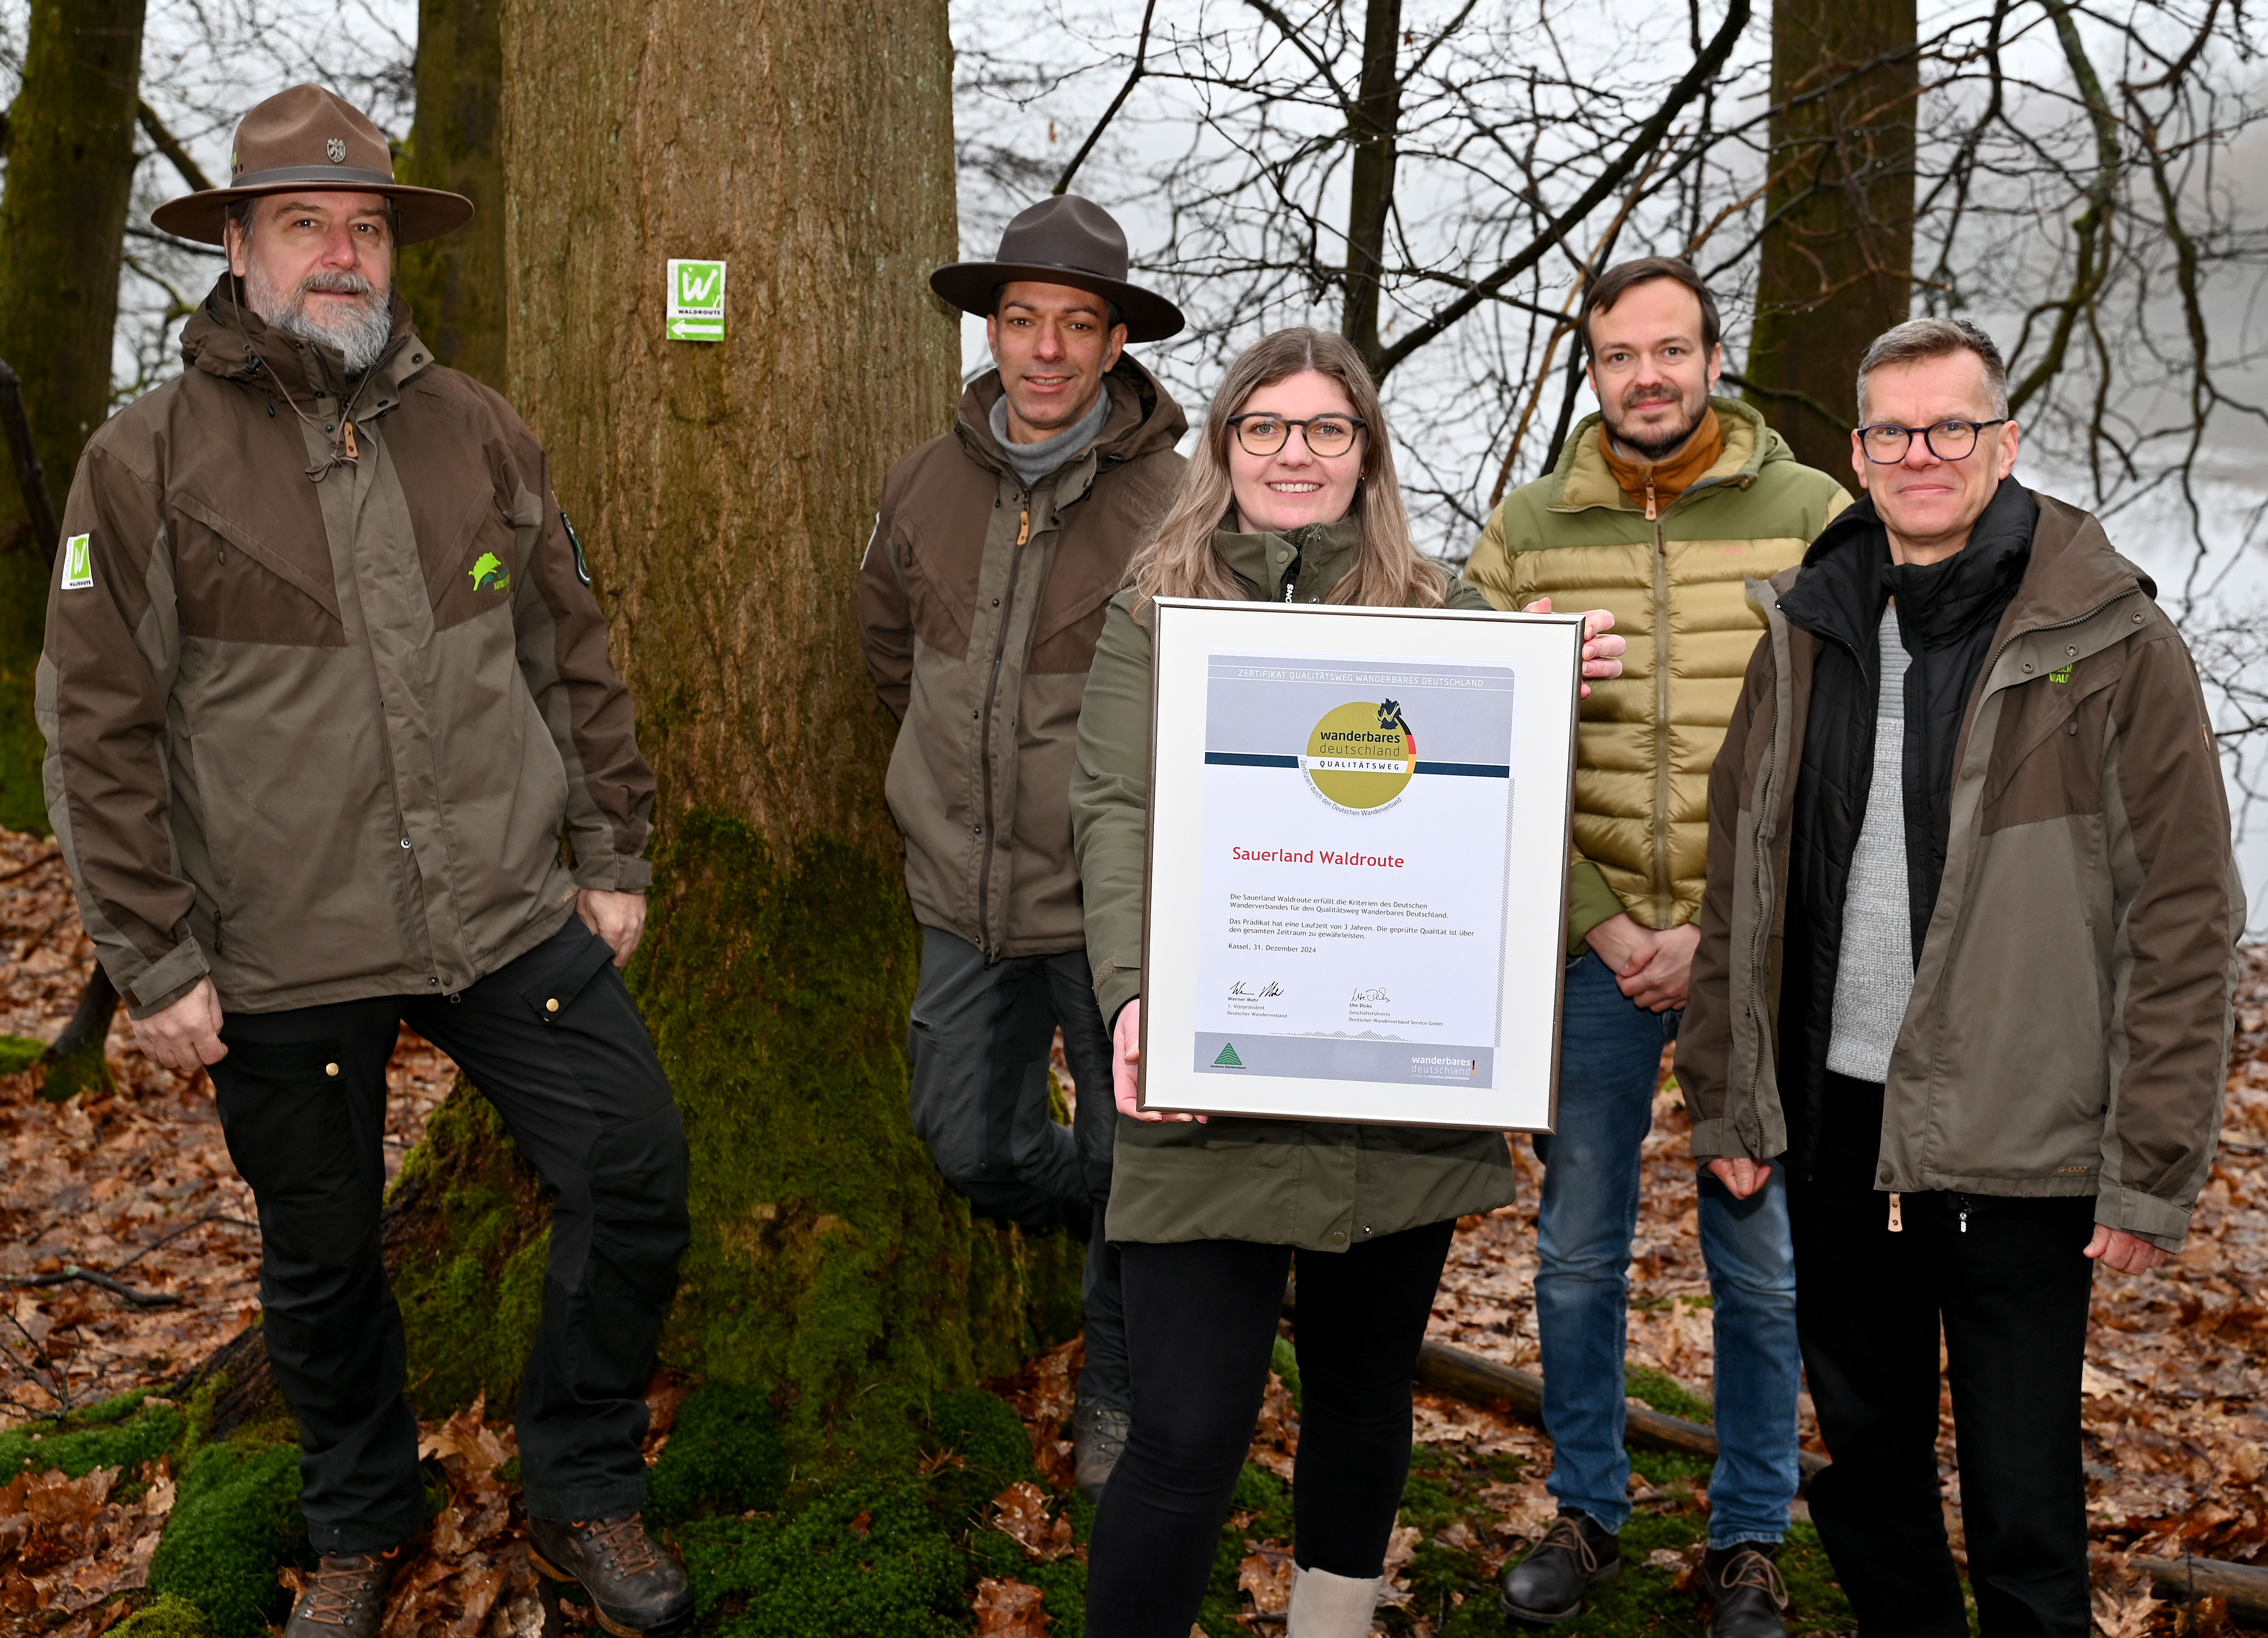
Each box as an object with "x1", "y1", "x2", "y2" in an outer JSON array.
[{"x1": 1681, "y1": 317, "x2": 2239, "y2": 1638}]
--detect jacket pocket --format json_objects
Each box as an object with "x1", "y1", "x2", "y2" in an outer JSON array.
[
  {"x1": 516, "y1": 925, "x2": 619, "y2": 1024},
  {"x1": 1981, "y1": 677, "x2": 2115, "y2": 834}
]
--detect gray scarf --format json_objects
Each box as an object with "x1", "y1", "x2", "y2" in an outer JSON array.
[{"x1": 988, "y1": 385, "x2": 1112, "y2": 490}]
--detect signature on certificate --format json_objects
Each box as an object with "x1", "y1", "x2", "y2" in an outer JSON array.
[
  {"x1": 1351, "y1": 986, "x2": 1391, "y2": 1004},
  {"x1": 1229, "y1": 980, "x2": 1284, "y2": 999}
]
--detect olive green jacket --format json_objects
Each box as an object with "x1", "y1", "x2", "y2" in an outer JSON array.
[
  {"x1": 41, "y1": 286, "x2": 651, "y2": 1017},
  {"x1": 1463, "y1": 398, "x2": 1849, "y2": 949},
  {"x1": 1069, "y1": 521, "x2": 1516, "y2": 1249}
]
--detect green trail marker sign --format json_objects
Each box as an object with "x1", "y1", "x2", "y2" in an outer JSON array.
[{"x1": 666, "y1": 259, "x2": 727, "y2": 342}]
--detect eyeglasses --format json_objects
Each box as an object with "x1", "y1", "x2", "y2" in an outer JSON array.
[
  {"x1": 1226, "y1": 413, "x2": 1367, "y2": 458},
  {"x1": 1856, "y1": 418, "x2": 2009, "y2": 463}
]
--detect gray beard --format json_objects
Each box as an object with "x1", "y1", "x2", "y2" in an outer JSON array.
[{"x1": 243, "y1": 262, "x2": 394, "y2": 375}]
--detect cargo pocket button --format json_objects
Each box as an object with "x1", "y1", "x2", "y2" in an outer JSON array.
[
  {"x1": 325, "y1": 1062, "x2": 340, "y2": 1078},
  {"x1": 545, "y1": 998, "x2": 560, "y2": 1013}
]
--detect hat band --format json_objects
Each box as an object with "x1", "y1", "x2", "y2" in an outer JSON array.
[
  {"x1": 988, "y1": 257, "x2": 1132, "y2": 288},
  {"x1": 223, "y1": 163, "x2": 402, "y2": 194}
]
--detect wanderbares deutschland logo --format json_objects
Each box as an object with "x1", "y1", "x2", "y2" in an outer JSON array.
[
  {"x1": 1303, "y1": 699, "x2": 1414, "y2": 814},
  {"x1": 470, "y1": 551, "x2": 511, "y2": 593}
]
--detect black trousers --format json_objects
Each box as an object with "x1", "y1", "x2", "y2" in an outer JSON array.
[
  {"x1": 906, "y1": 925, "x2": 1126, "y2": 1405},
  {"x1": 1790, "y1": 1074, "x2": 2095, "y2": 1638},
  {"x1": 207, "y1": 917, "x2": 690, "y2": 1554},
  {"x1": 1084, "y1": 1220, "x2": 1455, "y2": 1638}
]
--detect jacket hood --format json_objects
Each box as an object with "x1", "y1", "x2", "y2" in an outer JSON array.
[
  {"x1": 955, "y1": 354, "x2": 1188, "y2": 479},
  {"x1": 1550, "y1": 394, "x2": 1791, "y2": 513},
  {"x1": 181, "y1": 276, "x2": 430, "y2": 406}
]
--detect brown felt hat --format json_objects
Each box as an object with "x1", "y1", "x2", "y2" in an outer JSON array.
[
  {"x1": 151, "y1": 84, "x2": 472, "y2": 247},
  {"x1": 931, "y1": 195, "x2": 1184, "y2": 343}
]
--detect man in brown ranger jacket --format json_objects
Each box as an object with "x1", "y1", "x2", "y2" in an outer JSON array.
[
  {"x1": 1680, "y1": 317, "x2": 2241, "y2": 1638},
  {"x1": 857, "y1": 196, "x2": 1187, "y2": 1499},
  {"x1": 41, "y1": 88, "x2": 691, "y2": 1638}
]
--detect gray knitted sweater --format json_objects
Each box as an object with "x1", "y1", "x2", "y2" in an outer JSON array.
[{"x1": 1827, "y1": 607, "x2": 1916, "y2": 1082}]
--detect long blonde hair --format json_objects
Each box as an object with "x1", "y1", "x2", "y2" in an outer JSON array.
[{"x1": 1129, "y1": 328, "x2": 1447, "y2": 614}]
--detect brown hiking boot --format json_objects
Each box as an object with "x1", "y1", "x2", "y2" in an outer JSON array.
[
  {"x1": 528, "y1": 1512, "x2": 693, "y2": 1638},
  {"x1": 283, "y1": 1547, "x2": 404, "y2": 1638}
]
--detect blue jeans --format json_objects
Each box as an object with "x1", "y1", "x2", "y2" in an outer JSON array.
[{"x1": 1532, "y1": 951, "x2": 1800, "y2": 1546}]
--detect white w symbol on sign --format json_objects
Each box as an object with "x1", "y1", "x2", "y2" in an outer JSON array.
[{"x1": 680, "y1": 268, "x2": 718, "y2": 304}]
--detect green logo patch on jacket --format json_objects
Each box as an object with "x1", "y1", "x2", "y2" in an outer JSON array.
[
  {"x1": 2049, "y1": 663, "x2": 2074, "y2": 683},
  {"x1": 470, "y1": 551, "x2": 511, "y2": 592},
  {"x1": 61, "y1": 534, "x2": 92, "y2": 590}
]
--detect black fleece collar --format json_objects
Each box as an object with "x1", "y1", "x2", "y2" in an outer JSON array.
[{"x1": 1782, "y1": 476, "x2": 2039, "y2": 657}]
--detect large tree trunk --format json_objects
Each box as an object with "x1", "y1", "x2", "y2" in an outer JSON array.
[
  {"x1": 1744, "y1": 0, "x2": 1918, "y2": 476},
  {"x1": 491, "y1": 0, "x2": 1080, "y2": 1454},
  {"x1": 397, "y1": 0, "x2": 508, "y2": 391},
  {"x1": 0, "y1": 0, "x2": 147, "y2": 832}
]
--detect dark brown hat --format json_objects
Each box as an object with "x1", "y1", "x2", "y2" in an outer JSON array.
[
  {"x1": 931, "y1": 195, "x2": 1184, "y2": 343},
  {"x1": 151, "y1": 84, "x2": 472, "y2": 247}
]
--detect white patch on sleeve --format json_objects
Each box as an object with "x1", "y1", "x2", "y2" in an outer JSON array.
[{"x1": 60, "y1": 534, "x2": 92, "y2": 590}]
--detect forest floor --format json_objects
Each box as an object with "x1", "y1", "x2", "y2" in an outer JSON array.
[{"x1": 0, "y1": 819, "x2": 2261, "y2": 1637}]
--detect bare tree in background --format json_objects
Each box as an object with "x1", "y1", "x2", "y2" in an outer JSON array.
[
  {"x1": 0, "y1": 0, "x2": 417, "y2": 408},
  {"x1": 954, "y1": 1, "x2": 2268, "y2": 567}
]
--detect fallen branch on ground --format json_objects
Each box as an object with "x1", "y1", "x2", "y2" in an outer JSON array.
[
  {"x1": 1410, "y1": 1336, "x2": 1828, "y2": 1488},
  {"x1": 8, "y1": 1264, "x2": 182, "y2": 1308},
  {"x1": 2132, "y1": 1555, "x2": 2268, "y2": 1621}
]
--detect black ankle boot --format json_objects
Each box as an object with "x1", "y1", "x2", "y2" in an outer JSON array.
[
  {"x1": 1703, "y1": 1541, "x2": 1788, "y2": 1638},
  {"x1": 1500, "y1": 1509, "x2": 1620, "y2": 1623}
]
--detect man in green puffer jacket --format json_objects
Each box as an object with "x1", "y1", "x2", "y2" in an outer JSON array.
[{"x1": 1462, "y1": 260, "x2": 1849, "y2": 1637}]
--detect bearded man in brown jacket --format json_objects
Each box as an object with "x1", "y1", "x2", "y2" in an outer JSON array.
[
  {"x1": 1681, "y1": 318, "x2": 2240, "y2": 1638},
  {"x1": 857, "y1": 196, "x2": 1187, "y2": 1499},
  {"x1": 41, "y1": 88, "x2": 691, "y2": 1638}
]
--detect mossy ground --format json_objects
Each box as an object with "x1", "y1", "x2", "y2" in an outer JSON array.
[
  {"x1": 0, "y1": 1389, "x2": 181, "y2": 1480},
  {"x1": 630, "y1": 1364, "x2": 1859, "y2": 1638},
  {"x1": 631, "y1": 815, "x2": 1083, "y2": 1468}
]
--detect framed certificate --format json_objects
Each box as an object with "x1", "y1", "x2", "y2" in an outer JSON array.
[{"x1": 1137, "y1": 598, "x2": 1584, "y2": 1130}]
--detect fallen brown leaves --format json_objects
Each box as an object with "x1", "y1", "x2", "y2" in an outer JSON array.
[
  {"x1": 988, "y1": 1334, "x2": 1083, "y2": 1495},
  {"x1": 0, "y1": 1460, "x2": 172, "y2": 1635},
  {"x1": 0, "y1": 832, "x2": 458, "y2": 1424},
  {"x1": 989, "y1": 1481, "x2": 1077, "y2": 1563},
  {"x1": 1432, "y1": 951, "x2": 2268, "y2": 1580},
  {"x1": 972, "y1": 1574, "x2": 1052, "y2": 1636},
  {"x1": 343, "y1": 1400, "x2": 550, "y2": 1638}
]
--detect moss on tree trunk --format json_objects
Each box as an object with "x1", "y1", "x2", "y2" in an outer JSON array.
[
  {"x1": 0, "y1": 0, "x2": 148, "y2": 832},
  {"x1": 1745, "y1": 0, "x2": 1918, "y2": 475}
]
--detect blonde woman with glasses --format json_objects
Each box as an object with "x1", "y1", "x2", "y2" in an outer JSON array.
[{"x1": 1069, "y1": 327, "x2": 1624, "y2": 1637}]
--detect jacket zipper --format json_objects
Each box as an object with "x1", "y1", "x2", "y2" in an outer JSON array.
[
  {"x1": 974, "y1": 492, "x2": 1032, "y2": 958},
  {"x1": 1652, "y1": 511, "x2": 1672, "y2": 923},
  {"x1": 1737, "y1": 609, "x2": 1787, "y2": 1147}
]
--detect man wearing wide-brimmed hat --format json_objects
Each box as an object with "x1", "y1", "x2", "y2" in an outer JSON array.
[
  {"x1": 44, "y1": 85, "x2": 693, "y2": 1638},
  {"x1": 857, "y1": 195, "x2": 1187, "y2": 1499}
]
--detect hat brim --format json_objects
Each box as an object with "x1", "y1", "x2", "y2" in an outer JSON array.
[
  {"x1": 152, "y1": 170, "x2": 474, "y2": 247},
  {"x1": 931, "y1": 260, "x2": 1184, "y2": 343}
]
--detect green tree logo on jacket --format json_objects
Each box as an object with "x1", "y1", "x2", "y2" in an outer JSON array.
[{"x1": 470, "y1": 551, "x2": 511, "y2": 593}]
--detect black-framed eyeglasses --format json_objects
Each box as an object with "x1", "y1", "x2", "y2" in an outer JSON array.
[
  {"x1": 1226, "y1": 412, "x2": 1368, "y2": 458},
  {"x1": 1856, "y1": 418, "x2": 2009, "y2": 463}
]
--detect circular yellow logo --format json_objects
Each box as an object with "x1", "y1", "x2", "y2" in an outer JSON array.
[{"x1": 1305, "y1": 700, "x2": 1415, "y2": 811}]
